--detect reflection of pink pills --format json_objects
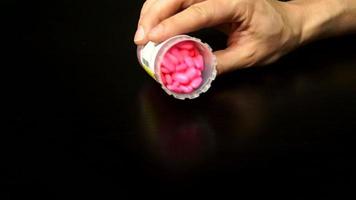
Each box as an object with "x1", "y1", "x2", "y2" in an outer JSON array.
[{"x1": 160, "y1": 41, "x2": 206, "y2": 94}]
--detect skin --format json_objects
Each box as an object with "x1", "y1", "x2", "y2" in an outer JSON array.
[{"x1": 134, "y1": 0, "x2": 356, "y2": 74}]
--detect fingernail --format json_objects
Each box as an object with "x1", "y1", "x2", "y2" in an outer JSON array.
[
  {"x1": 134, "y1": 25, "x2": 145, "y2": 42},
  {"x1": 150, "y1": 24, "x2": 163, "y2": 38}
]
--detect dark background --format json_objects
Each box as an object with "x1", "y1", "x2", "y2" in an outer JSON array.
[{"x1": 3, "y1": 0, "x2": 356, "y2": 198}]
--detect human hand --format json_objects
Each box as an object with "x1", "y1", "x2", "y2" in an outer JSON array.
[{"x1": 134, "y1": 0, "x2": 302, "y2": 74}]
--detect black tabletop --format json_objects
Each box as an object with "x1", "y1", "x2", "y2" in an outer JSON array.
[{"x1": 5, "y1": 0, "x2": 356, "y2": 198}]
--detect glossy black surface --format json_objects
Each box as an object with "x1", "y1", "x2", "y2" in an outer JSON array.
[{"x1": 5, "y1": 0, "x2": 356, "y2": 198}]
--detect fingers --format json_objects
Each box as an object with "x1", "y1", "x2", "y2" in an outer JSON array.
[
  {"x1": 135, "y1": 0, "x2": 255, "y2": 73},
  {"x1": 134, "y1": 0, "x2": 158, "y2": 44},
  {"x1": 140, "y1": 0, "x2": 158, "y2": 17},
  {"x1": 148, "y1": 0, "x2": 238, "y2": 43},
  {"x1": 135, "y1": 0, "x2": 187, "y2": 45}
]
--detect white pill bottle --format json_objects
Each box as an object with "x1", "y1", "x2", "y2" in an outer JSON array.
[{"x1": 137, "y1": 35, "x2": 217, "y2": 100}]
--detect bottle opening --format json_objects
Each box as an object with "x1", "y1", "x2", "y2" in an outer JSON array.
[{"x1": 158, "y1": 41, "x2": 205, "y2": 94}]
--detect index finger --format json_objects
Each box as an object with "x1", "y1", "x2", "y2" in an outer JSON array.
[{"x1": 148, "y1": 0, "x2": 238, "y2": 43}]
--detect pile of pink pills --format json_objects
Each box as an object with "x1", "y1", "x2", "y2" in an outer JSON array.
[{"x1": 160, "y1": 41, "x2": 205, "y2": 94}]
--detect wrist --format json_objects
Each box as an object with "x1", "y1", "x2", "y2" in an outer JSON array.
[
  {"x1": 285, "y1": 0, "x2": 347, "y2": 45},
  {"x1": 269, "y1": 0, "x2": 305, "y2": 53}
]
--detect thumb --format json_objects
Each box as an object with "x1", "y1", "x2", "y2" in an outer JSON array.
[{"x1": 148, "y1": 0, "x2": 239, "y2": 43}]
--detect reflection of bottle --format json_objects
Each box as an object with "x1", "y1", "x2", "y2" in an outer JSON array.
[
  {"x1": 137, "y1": 35, "x2": 217, "y2": 100},
  {"x1": 138, "y1": 84, "x2": 216, "y2": 169}
]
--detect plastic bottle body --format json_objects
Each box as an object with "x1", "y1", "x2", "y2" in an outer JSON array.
[{"x1": 137, "y1": 35, "x2": 217, "y2": 100}]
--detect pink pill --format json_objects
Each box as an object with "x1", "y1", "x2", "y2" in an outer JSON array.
[
  {"x1": 172, "y1": 81, "x2": 180, "y2": 90},
  {"x1": 189, "y1": 49, "x2": 196, "y2": 57},
  {"x1": 185, "y1": 67, "x2": 199, "y2": 80},
  {"x1": 184, "y1": 57, "x2": 195, "y2": 69},
  {"x1": 193, "y1": 48, "x2": 200, "y2": 55},
  {"x1": 194, "y1": 55, "x2": 204, "y2": 70},
  {"x1": 160, "y1": 66, "x2": 169, "y2": 74},
  {"x1": 176, "y1": 63, "x2": 188, "y2": 72},
  {"x1": 161, "y1": 58, "x2": 175, "y2": 72},
  {"x1": 178, "y1": 41, "x2": 195, "y2": 50},
  {"x1": 172, "y1": 73, "x2": 190, "y2": 84},
  {"x1": 179, "y1": 85, "x2": 194, "y2": 93},
  {"x1": 165, "y1": 74, "x2": 173, "y2": 85},
  {"x1": 167, "y1": 84, "x2": 182, "y2": 93},
  {"x1": 175, "y1": 87, "x2": 183, "y2": 93},
  {"x1": 165, "y1": 52, "x2": 179, "y2": 65},
  {"x1": 180, "y1": 49, "x2": 190, "y2": 57},
  {"x1": 161, "y1": 73, "x2": 167, "y2": 85},
  {"x1": 170, "y1": 81, "x2": 179, "y2": 88},
  {"x1": 169, "y1": 47, "x2": 184, "y2": 62},
  {"x1": 166, "y1": 85, "x2": 175, "y2": 91},
  {"x1": 197, "y1": 70, "x2": 202, "y2": 77},
  {"x1": 191, "y1": 77, "x2": 203, "y2": 89},
  {"x1": 187, "y1": 86, "x2": 194, "y2": 93}
]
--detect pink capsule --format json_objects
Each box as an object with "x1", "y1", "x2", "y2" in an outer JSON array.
[
  {"x1": 168, "y1": 84, "x2": 182, "y2": 93},
  {"x1": 172, "y1": 81, "x2": 180, "y2": 88},
  {"x1": 165, "y1": 52, "x2": 179, "y2": 65},
  {"x1": 160, "y1": 65, "x2": 169, "y2": 74},
  {"x1": 179, "y1": 85, "x2": 194, "y2": 93},
  {"x1": 191, "y1": 77, "x2": 203, "y2": 89},
  {"x1": 178, "y1": 41, "x2": 195, "y2": 50},
  {"x1": 161, "y1": 58, "x2": 175, "y2": 72},
  {"x1": 161, "y1": 73, "x2": 167, "y2": 85},
  {"x1": 176, "y1": 63, "x2": 188, "y2": 72},
  {"x1": 180, "y1": 49, "x2": 190, "y2": 57},
  {"x1": 165, "y1": 74, "x2": 173, "y2": 85},
  {"x1": 193, "y1": 48, "x2": 200, "y2": 56},
  {"x1": 185, "y1": 67, "x2": 198, "y2": 80},
  {"x1": 197, "y1": 70, "x2": 202, "y2": 77},
  {"x1": 189, "y1": 49, "x2": 196, "y2": 57},
  {"x1": 194, "y1": 55, "x2": 204, "y2": 70},
  {"x1": 166, "y1": 85, "x2": 175, "y2": 91},
  {"x1": 187, "y1": 86, "x2": 194, "y2": 93},
  {"x1": 174, "y1": 87, "x2": 183, "y2": 93},
  {"x1": 169, "y1": 47, "x2": 184, "y2": 63},
  {"x1": 184, "y1": 57, "x2": 195, "y2": 69},
  {"x1": 172, "y1": 73, "x2": 190, "y2": 84}
]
